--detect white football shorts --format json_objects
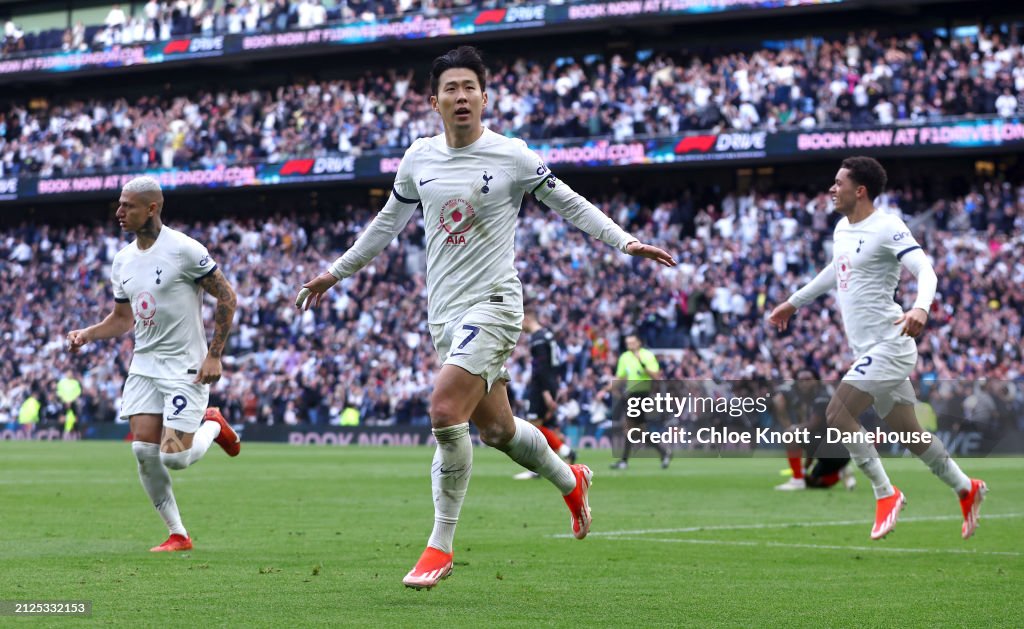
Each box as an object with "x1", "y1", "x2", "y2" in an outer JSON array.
[
  {"x1": 120, "y1": 374, "x2": 209, "y2": 432},
  {"x1": 429, "y1": 299, "x2": 522, "y2": 392},
  {"x1": 841, "y1": 337, "x2": 918, "y2": 418}
]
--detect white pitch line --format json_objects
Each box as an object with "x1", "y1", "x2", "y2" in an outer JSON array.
[
  {"x1": 552, "y1": 512, "x2": 1024, "y2": 539},
  {"x1": 608, "y1": 537, "x2": 1023, "y2": 557}
]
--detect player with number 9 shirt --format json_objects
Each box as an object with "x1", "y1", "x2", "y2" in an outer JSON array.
[{"x1": 66, "y1": 176, "x2": 241, "y2": 553}]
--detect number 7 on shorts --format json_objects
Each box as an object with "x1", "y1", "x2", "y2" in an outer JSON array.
[{"x1": 450, "y1": 324, "x2": 481, "y2": 357}]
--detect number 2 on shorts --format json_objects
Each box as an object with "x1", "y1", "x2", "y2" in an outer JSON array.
[{"x1": 853, "y1": 356, "x2": 873, "y2": 375}]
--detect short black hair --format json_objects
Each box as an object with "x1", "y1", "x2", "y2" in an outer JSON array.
[
  {"x1": 840, "y1": 156, "x2": 887, "y2": 200},
  {"x1": 430, "y1": 45, "x2": 488, "y2": 96}
]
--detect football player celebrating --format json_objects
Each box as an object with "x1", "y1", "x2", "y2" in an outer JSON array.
[
  {"x1": 768, "y1": 157, "x2": 985, "y2": 541},
  {"x1": 297, "y1": 46, "x2": 675, "y2": 589}
]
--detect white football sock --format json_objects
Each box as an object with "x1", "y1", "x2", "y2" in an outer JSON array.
[
  {"x1": 188, "y1": 420, "x2": 219, "y2": 465},
  {"x1": 426, "y1": 423, "x2": 473, "y2": 555},
  {"x1": 158, "y1": 422, "x2": 219, "y2": 470},
  {"x1": 842, "y1": 428, "x2": 895, "y2": 499},
  {"x1": 504, "y1": 417, "x2": 576, "y2": 495},
  {"x1": 160, "y1": 451, "x2": 190, "y2": 470},
  {"x1": 132, "y1": 441, "x2": 187, "y2": 537},
  {"x1": 918, "y1": 439, "x2": 971, "y2": 494}
]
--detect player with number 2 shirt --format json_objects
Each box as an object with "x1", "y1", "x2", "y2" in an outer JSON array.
[{"x1": 768, "y1": 156, "x2": 986, "y2": 542}]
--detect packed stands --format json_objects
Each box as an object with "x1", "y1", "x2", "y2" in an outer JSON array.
[
  {"x1": 3, "y1": 177, "x2": 1021, "y2": 428},
  {"x1": 2, "y1": 24, "x2": 1023, "y2": 178}
]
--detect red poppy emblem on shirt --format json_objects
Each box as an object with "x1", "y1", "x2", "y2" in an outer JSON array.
[
  {"x1": 835, "y1": 254, "x2": 852, "y2": 291},
  {"x1": 136, "y1": 291, "x2": 157, "y2": 320},
  {"x1": 439, "y1": 198, "x2": 477, "y2": 236}
]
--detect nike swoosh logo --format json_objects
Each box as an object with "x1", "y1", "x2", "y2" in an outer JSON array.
[
  {"x1": 449, "y1": 352, "x2": 470, "y2": 357},
  {"x1": 419, "y1": 178, "x2": 438, "y2": 186},
  {"x1": 122, "y1": 278, "x2": 132, "y2": 285}
]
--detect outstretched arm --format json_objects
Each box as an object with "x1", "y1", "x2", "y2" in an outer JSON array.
[
  {"x1": 768, "y1": 264, "x2": 836, "y2": 331},
  {"x1": 535, "y1": 177, "x2": 676, "y2": 266},
  {"x1": 893, "y1": 248, "x2": 936, "y2": 337},
  {"x1": 67, "y1": 301, "x2": 134, "y2": 353},
  {"x1": 197, "y1": 268, "x2": 237, "y2": 384},
  {"x1": 788, "y1": 264, "x2": 837, "y2": 309},
  {"x1": 296, "y1": 193, "x2": 418, "y2": 310}
]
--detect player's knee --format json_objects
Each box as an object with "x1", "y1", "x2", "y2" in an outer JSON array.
[
  {"x1": 429, "y1": 394, "x2": 466, "y2": 428},
  {"x1": 477, "y1": 421, "x2": 515, "y2": 448},
  {"x1": 159, "y1": 450, "x2": 191, "y2": 470}
]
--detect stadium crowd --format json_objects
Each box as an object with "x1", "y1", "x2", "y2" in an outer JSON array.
[
  {"x1": 2, "y1": 177, "x2": 1022, "y2": 432},
  {"x1": 2, "y1": 24, "x2": 1024, "y2": 178},
  {"x1": 2, "y1": 0, "x2": 527, "y2": 57}
]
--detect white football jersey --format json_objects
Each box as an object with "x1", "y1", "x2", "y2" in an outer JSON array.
[
  {"x1": 111, "y1": 226, "x2": 216, "y2": 381},
  {"x1": 330, "y1": 128, "x2": 636, "y2": 324},
  {"x1": 830, "y1": 211, "x2": 921, "y2": 355},
  {"x1": 393, "y1": 129, "x2": 565, "y2": 324}
]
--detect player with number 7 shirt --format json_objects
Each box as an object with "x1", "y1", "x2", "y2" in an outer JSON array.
[
  {"x1": 767, "y1": 156, "x2": 986, "y2": 542},
  {"x1": 295, "y1": 45, "x2": 676, "y2": 590}
]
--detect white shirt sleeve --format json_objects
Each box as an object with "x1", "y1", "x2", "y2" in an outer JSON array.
[
  {"x1": 390, "y1": 140, "x2": 420, "y2": 204},
  {"x1": 329, "y1": 193, "x2": 418, "y2": 280},
  {"x1": 111, "y1": 256, "x2": 128, "y2": 302},
  {"x1": 788, "y1": 264, "x2": 836, "y2": 308},
  {"x1": 899, "y1": 247, "x2": 937, "y2": 312},
  {"x1": 514, "y1": 140, "x2": 636, "y2": 252},
  {"x1": 329, "y1": 147, "x2": 420, "y2": 280},
  {"x1": 880, "y1": 215, "x2": 922, "y2": 260},
  {"x1": 180, "y1": 235, "x2": 216, "y2": 283}
]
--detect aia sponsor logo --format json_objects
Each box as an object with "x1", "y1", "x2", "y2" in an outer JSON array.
[{"x1": 439, "y1": 198, "x2": 476, "y2": 246}]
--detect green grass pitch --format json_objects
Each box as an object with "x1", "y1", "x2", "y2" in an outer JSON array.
[{"x1": 1, "y1": 442, "x2": 1021, "y2": 627}]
